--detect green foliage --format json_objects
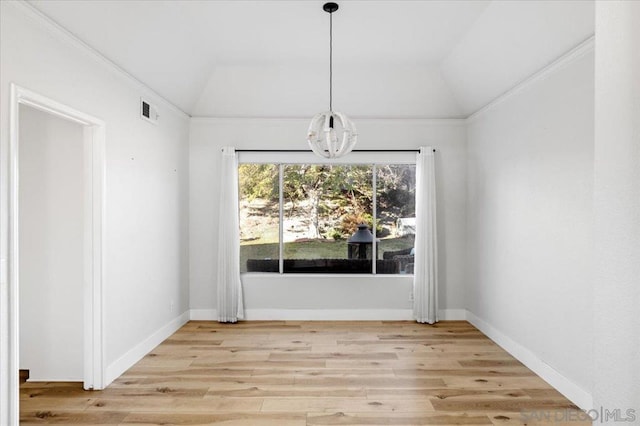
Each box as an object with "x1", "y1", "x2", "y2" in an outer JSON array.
[
  {"x1": 376, "y1": 165, "x2": 416, "y2": 220},
  {"x1": 282, "y1": 164, "x2": 373, "y2": 238},
  {"x1": 238, "y1": 164, "x2": 279, "y2": 201},
  {"x1": 282, "y1": 164, "x2": 372, "y2": 205},
  {"x1": 239, "y1": 163, "x2": 416, "y2": 239},
  {"x1": 329, "y1": 228, "x2": 345, "y2": 240},
  {"x1": 339, "y1": 212, "x2": 384, "y2": 237}
]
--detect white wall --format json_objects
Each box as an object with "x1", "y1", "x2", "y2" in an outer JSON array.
[
  {"x1": 189, "y1": 118, "x2": 467, "y2": 318},
  {"x1": 0, "y1": 1, "x2": 190, "y2": 387},
  {"x1": 466, "y1": 46, "x2": 594, "y2": 407},
  {"x1": 18, "y1": 105, "x2": 84, "y2": 381},
  {"x1": 593, "y1": 1, "x2": 640, "y2": 413}
]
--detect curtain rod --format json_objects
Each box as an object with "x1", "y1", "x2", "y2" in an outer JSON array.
[{"x1": 231, "y1": 149, "x2": 435, "y2": 153}]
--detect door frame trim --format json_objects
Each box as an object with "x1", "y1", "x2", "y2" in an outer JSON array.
[{"x1": 3, "y1": 84, "x2": 106, "y2": 425}]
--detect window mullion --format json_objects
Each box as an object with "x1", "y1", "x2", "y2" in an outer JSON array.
[
  {"x1": 279, "y1": 164, "x2": 284, "y2": 274},
  {"x1": 372, "y1": 164, "x2": 377, "y2": 275}
]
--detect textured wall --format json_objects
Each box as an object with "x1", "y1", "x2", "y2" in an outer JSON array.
[
  {"x1": 593, "y1": 0, "x2": 640, "y2": 415},
  {"x1": 466, "y1": 48, "x2": 595, "y2": 405}
]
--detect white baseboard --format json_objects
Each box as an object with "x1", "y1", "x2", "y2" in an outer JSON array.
[
  {"x1": 246, "y1": 309, "x2": 414, "y2": 321},
  {"x1": 104, "y1": 311, "x2": 190, "y2": 386},
  {"x1": 190, "y1": 308, "x2": 466, "y2": 321},
  {"x1": 26, "y1": 374, "x2": 83, "y2": 382},
  {"x1": 466, "y1": 311, "x2": 592, "y2": 410},
  {"x1": 191, "y1": 309, "x2": 414, "y2": 321}
]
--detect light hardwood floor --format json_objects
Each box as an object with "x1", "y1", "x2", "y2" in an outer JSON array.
[{"x1": 20, "y1": 321, "x2": 589, "y2": 425}]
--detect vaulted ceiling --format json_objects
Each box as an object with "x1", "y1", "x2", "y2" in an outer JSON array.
[{"x1": 27, "y1": 0, "x2": 594, "y2": 118}]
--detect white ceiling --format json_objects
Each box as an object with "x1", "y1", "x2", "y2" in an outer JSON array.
[
  {"x1": 442, "y1": 0, "x2": 595, "y2": 115},
  {"x1": 27, "y1": 0, "x2": 594, "y2": 118}
]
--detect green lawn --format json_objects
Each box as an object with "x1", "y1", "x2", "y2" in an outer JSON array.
[{"x1": 239, "y1": 236, "x2": 414, "y2": 272}]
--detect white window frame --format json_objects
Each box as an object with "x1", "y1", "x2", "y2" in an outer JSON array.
[{"x1": 238, "y1": 152, "x2": 417, "y2": 275}]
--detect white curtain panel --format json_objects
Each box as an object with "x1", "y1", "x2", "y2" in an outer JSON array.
[
  {"x1": 217, "y1": 147, "x2": 244, "y2": 322},
  {"x1": 413, "y1": 147, "x2": 438, "y2": 324}
]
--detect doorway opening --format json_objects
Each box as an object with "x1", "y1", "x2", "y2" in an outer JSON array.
[
  {"x1": 2, "y1": 84, "x2": 106, "y2": 426},
  {"x1": 19, "y1": 104, "x2": 85, "y2": 383}
]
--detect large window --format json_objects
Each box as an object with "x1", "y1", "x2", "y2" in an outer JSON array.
[{"x1": 239, "y1": 163, "x2": 415, "y2": 274}]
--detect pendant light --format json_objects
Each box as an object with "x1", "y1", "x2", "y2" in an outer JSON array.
[{"x1": 307, "y1": 2, "x2": 357, "y2": 159}]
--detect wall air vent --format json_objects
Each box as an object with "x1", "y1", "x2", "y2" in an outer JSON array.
[{"x1": 140, "y1": 98, "x2": 159, "y2": 124}]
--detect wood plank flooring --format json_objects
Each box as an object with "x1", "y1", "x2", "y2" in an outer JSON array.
[{"x1": 20, "y1": 321, "x2": 590, "y2": 425}]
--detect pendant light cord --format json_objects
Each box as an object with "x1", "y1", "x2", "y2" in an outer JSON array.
[{"x1": 329, "y1": 10, "x2": 333, "y2": 112}]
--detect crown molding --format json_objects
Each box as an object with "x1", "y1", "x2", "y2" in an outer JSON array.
[
  {"x1": 6, "y1": 0, "x2": 190, "y2": 119},
  {"x1": 467, "y1": 36, "x2": 595, "y2": 123},
  {"x1": 190, "y1": 116, "x2": 468, "y2": 126}
]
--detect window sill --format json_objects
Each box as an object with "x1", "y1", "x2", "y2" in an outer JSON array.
[{"x1": 240, "y1": 273, "x2": 414, "y2": 278}]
